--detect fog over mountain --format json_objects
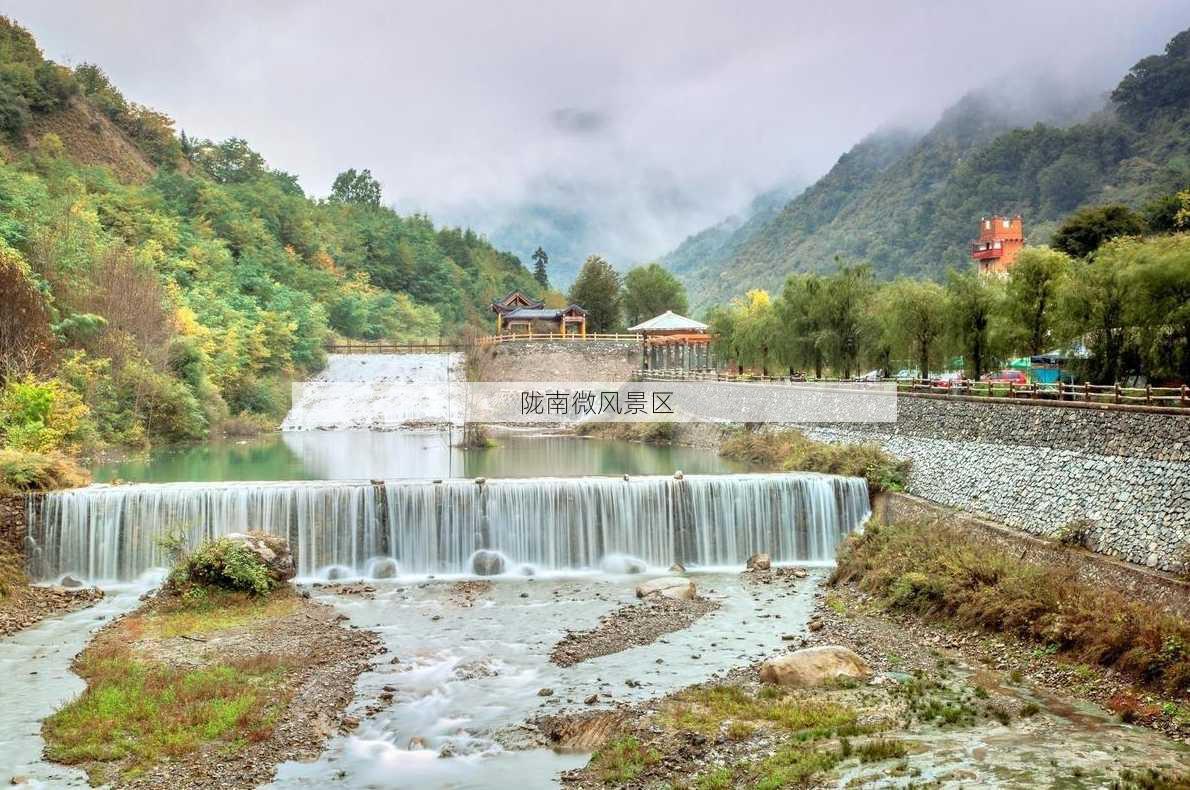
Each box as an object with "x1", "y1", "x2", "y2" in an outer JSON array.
[{"x1": 9, "y1": 0, "x2": 1188, "y2": 285}]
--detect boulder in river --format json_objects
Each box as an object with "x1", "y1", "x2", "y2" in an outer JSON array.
[
  {"x1": 759, "y1": 645, "x2": 873, "y2": 687},
  {"x1": 635, "y1": 576, "x2": 696, "y2": 601},
  {"x1": 669, "y1": 562, "x2": 686, "y2": 574},
  {"x1": 224, "y1": 532, "x2": 296, "y2": 582},
  {"x1": 600, "y1": 554, "x2": 647, "y2": 574},
  {"x1": 746, "y1": 553, "x2": 771, "y2": 571},
  {"x1": 58, "y1": 575, "x2": 85, "y2": 589},
  {"x1": 368, "y1": 558, "x2": 399, "y2": 579},
  {"x1": 470, "y1": 550, "x2": 507, "y2": 576}
]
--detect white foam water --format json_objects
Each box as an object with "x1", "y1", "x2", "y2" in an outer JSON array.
[{"x1": 26, "y1": 474, "x2": 869, "y2": 583}]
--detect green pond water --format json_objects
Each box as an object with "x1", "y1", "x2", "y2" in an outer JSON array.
[{"x1": 89, "y1": 430, "x2": 749, "y2": 484}]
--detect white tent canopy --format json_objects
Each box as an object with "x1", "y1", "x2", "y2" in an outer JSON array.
[{"x1": 627, "y1": 310, "x2": 709, "y2": 333}]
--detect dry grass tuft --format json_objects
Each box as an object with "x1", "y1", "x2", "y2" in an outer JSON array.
[
  {"x1": 720, "y1": 429, "x2": 909, "y2": 492},
  {"x1": 0, "y1": 449, "x2": 90, "y2": 493}
]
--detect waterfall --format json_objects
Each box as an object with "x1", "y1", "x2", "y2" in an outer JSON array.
[{"x1": 25, "y1": 473, "x2": 869, "y2": 582}]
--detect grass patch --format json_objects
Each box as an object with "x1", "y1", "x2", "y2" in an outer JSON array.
[
  {"x1": 138, "y1": 587, "x2": 299, "y2": 638},
  {"x1": 589, "y1": 736, "x2": 660, "y2": 784},
  {"x1": 661, "y1": 685, "x2": 860, "y2": 738},
  {"x1": 856, "y1": 738, "x2": 909, "y2": 763},
  {"x1": 43, "y1": 645, "x2": 291, "y2": 783},
  {"x1": 719, "y1": 429, "x2": 909, "y2": 493},
  {"x1": 754, "y1": 744, "x2": 842, "y2": 789},
  {"x1": 575, "y1": 422, "x2": 676, "y2": 444},
  {"x1": 833, "y1": 519, "x2": 1190, "y2": 697},
  {"x1": 0, "y1": 448, "x2": 89, "y2": 493}
]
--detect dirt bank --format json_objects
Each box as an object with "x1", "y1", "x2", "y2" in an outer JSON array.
[
  {"x1": 550, "y1": 594, "x2": 720, "y2": 668},
  {"x1": 42, "y1": 587, "x2": 382, "y2": 789}
]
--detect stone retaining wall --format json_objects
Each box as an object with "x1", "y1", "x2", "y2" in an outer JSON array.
[
  {"x1": 472, "y1": 340, "x2": 641, "y2": 382},
  {"x1": 0, "y1": 494, "x2": 26, "y2": 557},
  {"x1": 829, "y1": 393, "x2": 1190, "y2": 462},
  {"x1": 668, "y1": 393, "x2": 1190, "y2": 573}
]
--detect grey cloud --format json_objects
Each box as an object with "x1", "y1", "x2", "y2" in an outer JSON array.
[
  {"x1": 7, "y1": 0, "x2": 1190, "y2": 276},
  {"x1": 549, "y1": 107, "x2": 609, "y2": 135}
]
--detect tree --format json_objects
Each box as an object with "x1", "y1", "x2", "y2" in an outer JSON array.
[
  {"x1": 945, "y1": 268, "x2": 1001, "y2": 380},
  {"x1": 330, "y1": 168, "x2": 382, "y2": 208},
  {"x1": 1057, "y1": 243, "x2": 1130, "y2": 384},
  {"x1": 776, "y1": 273, "x2": 825, "y2": 377},
  {"x1": 622, "y1": 263, "x2": 688, "y2": 326},
  {"x1": 878, "y1": 279, "x2": 948, "y2": 379},
  {"x1": 816, "y1": 263, "x2": 875, "y2": 378},
  {"x1": 1112, "y1": 28, "x2": 1190, "y2": 125},
  {"x1": 1117, "y1": 234, "x2": 1190, "y2": 382},
  {"x1": 1051, "y1": 204, "x2": 1147, "y2": 259},
  {"x1": 532, "y1": 247, "x2": 549, "y2": 289},
  {"x1": 1002, "y1": 247, "x2": 1073, "y2": 356},
  {"x1": 568, "y1": 255, "x2": 622, "y2": 332},
  {"x1": 733, "y1": 290, "x2": 780, "y2": 375}
]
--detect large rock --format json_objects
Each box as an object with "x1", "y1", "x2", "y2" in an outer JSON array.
[
  {"x1": 600, "y1": 554, "x2": 648, "y2": 574},
  {"x1": 759, "y1": 646, "x2": 873, "y2": 688},
  {"x1": 368, "y1": 558, "x2": 399, "y2": 579},
  {"x1": 635, "y1": 576, "x2": 696, "y2": 601},
  {"x1": 470, "y1": 550, "x2": 507, "y2": 576},
  {"x1": 224, "y1": 532, "x2": 295, "y2": 583},
  {"x1": 746, "y1": 553, "x2": 771, "y2": 571}
]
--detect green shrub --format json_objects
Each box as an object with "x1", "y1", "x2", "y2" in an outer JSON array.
[
  {"x1": 0, "y1": 374, "x2": 92, "y2": 452},
  {"x1": 176, "y1": 538, "x2": 275, "y2": 597}
]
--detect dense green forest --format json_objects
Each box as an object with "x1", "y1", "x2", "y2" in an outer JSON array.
[
  {"x1": 0, "y1": 16, "x2": 537, "y2": 462},
  {"x1": 708, "y1": 211, "x2": 1190, "y2": 386},
  {"x1": 675, "y1": 28, "x2": 1190, "y2": 309}
]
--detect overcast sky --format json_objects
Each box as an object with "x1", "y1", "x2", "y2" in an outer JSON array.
[{"x1": 6, "y1": 0, "x2": 1190, "y2": 270}]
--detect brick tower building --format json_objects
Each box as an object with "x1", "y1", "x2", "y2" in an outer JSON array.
[{"x1": 971, "y1": 215, "x2": 1024, "y2": 275}]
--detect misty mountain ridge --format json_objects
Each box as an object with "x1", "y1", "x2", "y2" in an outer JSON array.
[{"x1": 668, "y1": 57, "x2": 1182, "y2": 311}]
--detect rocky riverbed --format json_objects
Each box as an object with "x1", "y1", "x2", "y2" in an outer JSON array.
[
  {"x1": 549, "y1": 574, "x2": 1190, "y2": 788},
  {"x1": 0, "y1": 581, "x2": 103, "y2": 639}
]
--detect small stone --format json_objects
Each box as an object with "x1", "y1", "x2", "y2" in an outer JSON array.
[
  {"x1": 584, "y1": 694, "x2": 599, "y2": 705},
  {"x1": 537, "y1": 687, "x2": 554, "y2": 697},
  {"x1": 409, "y1": 736, "x2": 428, "y2": 750},
  {"x1": 808, "y1": 619, "x2": 824, "y2": 632}
]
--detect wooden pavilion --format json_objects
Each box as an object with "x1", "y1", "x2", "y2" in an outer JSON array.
[{"x1": 629, "y1": 310, "x2": 712, "y2": 370}]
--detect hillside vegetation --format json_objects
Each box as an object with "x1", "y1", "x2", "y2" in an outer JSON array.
[
  {"x1": 0, "y1": 16, "x2": 537, "y2": 461},
  {"x1": 677, "y1": 29, "x2": 1190, "y2": 308}
]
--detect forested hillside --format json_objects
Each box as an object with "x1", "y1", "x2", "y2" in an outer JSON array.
[
  {"x1": 676, "y1": 28, "x2": 1190, "y2": 310},
  {"x1": 661, "y1": 181, "x2": 804, "y2": 286},
  {"x1": 0, "y1": 16, "x2": 536, "y2": 453}
]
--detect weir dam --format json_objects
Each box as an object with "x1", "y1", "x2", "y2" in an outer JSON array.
[{"x1": 25, "y1": 473, "x2": 869, "y2": 582}]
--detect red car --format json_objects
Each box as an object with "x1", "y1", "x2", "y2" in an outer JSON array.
[{"x1": 981, "y1": 369, "x2": 1027, "y2": 385}]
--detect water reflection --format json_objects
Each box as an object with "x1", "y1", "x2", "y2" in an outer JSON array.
[{"x1": 90, "y1": 431, "x2": 749, "y2": 484}]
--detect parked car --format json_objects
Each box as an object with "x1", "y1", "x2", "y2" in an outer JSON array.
[
  {"x1": 981, "y1": 369, "x2": 1027, "y2": 385},
  {"x1": 930, "y1": 372, "x2": 964, "y2": 389}
]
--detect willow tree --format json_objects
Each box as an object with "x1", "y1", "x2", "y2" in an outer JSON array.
[
  {"x1": 946, "y1": 268, "x2": 1001, "y2": 380},
  {"x1": 1003, "y1": 247, "x2": 1073, "y2": 357},
  {"x1": 877, "y1": 279, "x2": 948, "y2": 379}
]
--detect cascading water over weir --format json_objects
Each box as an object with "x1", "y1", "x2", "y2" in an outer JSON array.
[{"x1": 24, "y1": 473, "x2": 869, "y2": 582}]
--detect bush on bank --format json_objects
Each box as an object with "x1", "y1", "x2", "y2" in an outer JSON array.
[
  {"x1": 719, "y1": 429, "x2": 909, "y2": 493},
  {"x1": 0, "y1": 448, "x2": 89, "y2": 493},
  {"x1": 832, "y1": 519, "x2": 1190, "y2": 697},
  {"x1": 170, "y1": 537, "x2": 279, "y2": 597}
]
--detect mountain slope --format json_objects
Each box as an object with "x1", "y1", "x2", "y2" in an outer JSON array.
[
  {"x1": 0, "y1": 15, "x2": 537, "y2": 449},
  {"x1": 674, "y1": 30, "x2": 1190, "y2": 309}
]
